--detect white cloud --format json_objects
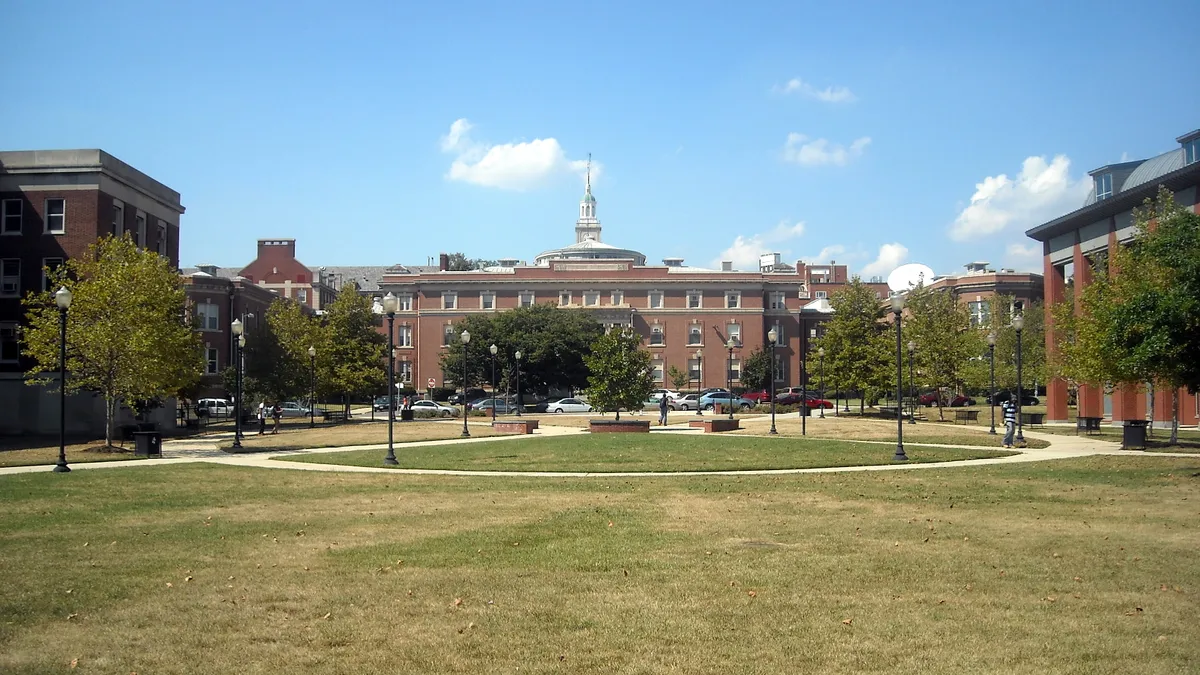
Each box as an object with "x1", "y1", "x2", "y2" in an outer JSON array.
[
  {"x1": 713, "y1": 219, "x2": 807, "y2": 270},
  {"x1": 813, "y1": 244, "x2": 847, "y2": 262},
  {"x1": 783, "y1": 133, "x2": 871, "y2": 166},
  {"x1": 1004, "y1": 242, "x2": 1042, "y2": 272},
  {"x1": 773, "y1": 77, "x2": 856, "y2": 103},
  {"x1": 860, "y1": 243, "x2": 910, "y2": 279},
  {"x1": 948, "y1": 155, "x2": 1089, "y2": 241},
  {"x1": 439, "y1": 118, "x2": 593, "y2": 191}
]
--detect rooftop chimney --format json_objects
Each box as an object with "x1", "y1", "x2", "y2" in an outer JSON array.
[
  {"x1": 662, "y1": 257, "x2": 684, "y2": 267},
  {"x1": 721, "y1": 261, "x2": 733, "y2": 272},
  {"x1": 439, "y1": 253, "x2": 450, "y2": 271}
]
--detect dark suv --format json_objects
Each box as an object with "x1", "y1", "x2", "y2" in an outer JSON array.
[{"x1": 449, "y1": 388, "x2": 488, "y2": 405}]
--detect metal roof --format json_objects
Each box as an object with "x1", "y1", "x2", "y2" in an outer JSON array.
[{"x1": 1122, "y1": 148, "x2": 1184, "y2": 192}]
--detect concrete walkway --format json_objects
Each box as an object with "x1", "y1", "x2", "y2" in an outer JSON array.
[{"x1": 2, "y1": 417, "x2": 1197, "y2": 478}]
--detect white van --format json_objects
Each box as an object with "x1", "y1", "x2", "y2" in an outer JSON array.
[{"x1": 196, "y1": 398, "x2": 232, "y2": 417}]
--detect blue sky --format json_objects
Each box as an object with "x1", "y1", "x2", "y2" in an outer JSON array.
[{"x1": 4, "y1": 0, "x2": 1198, "y2": 278}]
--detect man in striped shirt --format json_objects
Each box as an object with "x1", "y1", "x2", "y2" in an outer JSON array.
[{"x1": 1001, "y1": 396, "x2": 1017, "y2": 448}]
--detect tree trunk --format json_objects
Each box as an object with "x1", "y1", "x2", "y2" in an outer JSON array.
[
  {"x1": 1148, "y1": 381, "x2": 1155, "y2": 438},
  {"x1": 615, "y1": 408, "x2": 620, "y2": 421},
  {"x1": 104, "y1": 395, "x2": 116, "y2": 448},
  {"x1": 1170, "y1": 389, "x2": 1179, "y2": 446}
]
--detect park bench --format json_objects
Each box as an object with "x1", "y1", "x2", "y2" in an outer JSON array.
[
  {"x1": 953, "y1": 409, "x2": 979, "y2": 424},
  {"x1": 1076, "y1": 416, "x2": 1103, "y2": 435},
  {"x1": 323, "y1": 410, "x2": 348, "y2": 423},
  {"x1": 878, "y1": 406, "x2": 907, "y2": 419},
  {"x1": 1020, "y1": 412, "x2": 1045, "y2": 427}
]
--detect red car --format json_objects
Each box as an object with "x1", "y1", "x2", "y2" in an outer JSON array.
[
  {"x1": 742, "y1": 390, "x2": 772, "y2": 403},
  {"x1": 777, "y1": 392, "x2": 833, "y2": 408}
]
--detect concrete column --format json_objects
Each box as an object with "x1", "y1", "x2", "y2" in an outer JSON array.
[
  {"x1": 1044, "y1": 252, "x2": 1068, "y2": 422},
  {"x1": 1072, "y1": 244, "x2": 1103, "y2": 418}
]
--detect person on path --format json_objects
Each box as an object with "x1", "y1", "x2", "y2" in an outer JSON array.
[
  {"x1": 271, "y1": 402, "x2": 282, "y2": 434},
  {"x1": 1001, "y1": 396, "x2": 1017, "y2": 448},
  {"x1": 257, "y1": 401, "x2": 266, "y2": 435},
  {"x1": 658, "y1": 394, "x2": 670, "y2": 426}
]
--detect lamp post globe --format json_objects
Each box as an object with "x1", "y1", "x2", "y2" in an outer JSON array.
[
  {"x1": 460, "y1": 330, "x2": 471, "y2": 437},
  {"x1": 694, "y1": 348, "x2": 703, "y2": 416},
  {"x1": 489, "y1": 344, "x2": 498, "y2": 421},
  {"x1": 767, "y1": 328, "x2": 778, "y2": 435},
  {"x1": 817, "y1": 346, "x2": 826, "y2": 419},
  {"x1": 725, "y1": 337, "x2": 737, "y2": 420},
  {"x1": 890, "y1": 294, "x2": 908, "y2": 461},
  {"x1": 986, "y1": 331, "x2": 997, "y2": 434},
  {"x1": 54, "y1": 286, "x2": 72, "y2": 473},
  {"x1": 1012, "y1": 314, "x2": 1025, "y2": 444},
  {"x1": 382, "y1": 292, "x2": 398, "y2": 465},
  {"x1": 514, "y1": 350, "x2": 522, "y2": 416},
  {"x1": 308, "y1": 346, "x2": 316, "y2": 428},
  {"x1": 906, "y1": 340, "x2": 916, "y2": 425},
  {"x1": 231, "y1": 319, "x2": 245, "y2": 449}
]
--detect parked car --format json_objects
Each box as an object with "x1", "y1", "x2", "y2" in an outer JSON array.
[
  {"x1": 698, "y1": 392, "x2": 754, "y2": 411},
  {"x1": 675, "y1": 394, "x2": 702, "y2": 411},
  {"x1": 650, "y1": 389, "x2": 682, "y2": 400},
  {"x1": 471, "y1": 398, "x2": 518, "y2": 414},
  {"x1": 948, "y1": 395, "x2": 976, "y2": 407},
  {"x1": 374, "y1": 395, "x2": 399, "y2": 411},
  {"x1": 742, "y1": 390, "x2": 773, "y2": 403},
  {"x1": 279, "y1": 401, "x2": 313, "y2": 417},
  {"x1": 196, "y1": 398, "x2": 233, "y2": 417},
  {"x1": 777, "y1": 392, "x2": 833, "y2": 408},
  {"x1": 546, "y1": 398, "x2": 593, "y2": 413},
  {"x1": 985, "y1": 391, "x2": 1040, "y2": 406},
  {"x1": 449, "y1": 388, "x2": 488, "y2": 405},
  {"x1": 410, "y1": 400, "x2": 458, "y2": 417},
  {"x1": 699, "y1": 387, "x2": 730, "y2": 397},
  {"x1": 918, "y1": 391, "x2": 975, "y2": 407}
]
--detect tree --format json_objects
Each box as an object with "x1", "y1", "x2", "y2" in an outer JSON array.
[
  {"x1": 904, "y1": 284, "x2": 978, "y2": 420},
  {"x1": 667, "y1": 365, "x2": 690, "y2": 391},
  {"x1": 584, "y1": 329, "x2": 653, "y2": 420},
  {"x1": 739, "y1": 347, "x2": 771, "y2": 392},
  {"x1": 963, "y1": 295, "x2": 1046, "y2": 396},
  {"x1": 1052, "y1": 187, "x2": 1200, "y2": 443},
  {"x1": 811, "y1": 279, "x2": 892, "y2": 412},
  {"x1": 226, "y1": 300, "x2": 320, "y2": 408},
  {"x1": 21, "y1": 235, "x2": 203, "y2": 447},
  {"x1": 445, "y1": 253, "x2": 499, "y2": 271},
  {"x1": 320, "y1": 283, "x2": 387, "y2": 412}
]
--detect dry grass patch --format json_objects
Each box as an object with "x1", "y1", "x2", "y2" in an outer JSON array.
[
  {"x1": 219, "y1": 420, "x2": 502, "y2": 451},
  {"x1": 0, "y1": 437, "x2": 145, "y2": 467},
  {"x1": 734, "y1": 415, "x2": 1050, "y2": 448}
]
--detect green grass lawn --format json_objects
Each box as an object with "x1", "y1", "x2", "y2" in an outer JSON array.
[
  {"x1": 1, "y1": 456, "x2": 1198, "y2": 673},
  {"x1": 279, "y1": 434, "x2": 1013, "y2": 472}
]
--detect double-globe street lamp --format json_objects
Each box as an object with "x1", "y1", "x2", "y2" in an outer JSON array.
[
  {"x1": 694, "y1": 349, "x2": 703, "y2": 417},
  {"x1": 382, "y1": 292, "x2": 399, "y2": 465},
  {"x1": 54, "y1": 286, "x2": 72, "y2": 473},
  {"x1": 907, "y1": 341, "x2": 916, "y2": 425},
  {"x1": 767, "y1": 327, "x2": 779, "y2": 435},
  {"x1": 489, "y1": 344, "x2": 498, "y2": 422},
  {"x1": 308, "y1": 346, "x2": 316, "y2": 429},
  {"x1": 1014, "y1": 313, "x2": 1025, "y2": 445},
  {"x1": 987, "y1": 331, "x2": 997, "y2": 435},
  {"x1": 460, "y1": 330, "x2": 471, "y2": 438},
  {"x1": 891, "y1": 294, "x2": 909, "y2": 462},
  {"x1": 231, "y1": 318, "x2": 244, "y2": 449}
]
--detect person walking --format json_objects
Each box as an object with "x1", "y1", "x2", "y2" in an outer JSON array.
[
  {"x1": 257, "y1": 401, "x2": 266, "y2": 435},
  {"x1": 658, "y1": 394, "x2": 670, "y2": 426},
  {"x1": 271, "y1": 402, "x2": 282, "y2": 434},
  {"x1": 1001, "y1": 396, "x2": 1017, "y2": 448}
]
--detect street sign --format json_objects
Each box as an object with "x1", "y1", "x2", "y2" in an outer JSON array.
[{"x1": 427, "y1": 377, "x2": 436, "y2": 388}]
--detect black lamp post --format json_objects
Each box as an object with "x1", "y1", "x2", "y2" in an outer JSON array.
[
  {"x1": 907, "y1": 340, "x2": 916, "y2": 425},
  {"x1": 514, "y1": 350, "x2": 522, "y2": 416},
  {"x1": 987, "y1": 331, "x2": 997, "y2": 434},
  {"x1": 1014, "y1": 314, "x2": 1025, "y2": 444},
  {"x1": 725, "y1": 337, "x2": 736, "y2": 420},
  {"x1": 308, "y1": 346, "x2": 316, "y2": 429},
  {"x1": 382, "y1": 292, "x2": 398, "y2": 465},
  {"x1": 489, "y1": 343, "x2": 498, "y2": 422},
  {"x1": 231, "y1": 318, "x2": 244, "y2": 449},
  {"x1": 800, "y1": 327, "x2": 807, "y2": 436},
  {"x1": 694, "y1": 349, "x2": 703, "y2": 416},
  {"x1": 891, "y1": 294, "x2": 908, "y2": 461},
  {"x1": 818, "y1": 347, "x2": 826, "y2": 419},
  {"x1": 460, "y1": 329, "x2": 471, "y2": 438},
  {"x1": 767, "y1": 327, "x2": 779, "y2": 435},
  {"x1": 54, "y1": 286, "x2": 72, "y2": 473}
]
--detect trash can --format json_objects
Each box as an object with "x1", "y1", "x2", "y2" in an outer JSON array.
[
  {"x1": 1122, "y1": 420, "x2": 1149, "y2": 450},
  {"x1": 133, "y1": 431, "x2": 162, "y2": 457},
  {"x1": 400, "y1": 408, "x2": 414, "y2": 422},
  {"x1": 798, "y1": 405, "x2": 811, "y2": 417}
]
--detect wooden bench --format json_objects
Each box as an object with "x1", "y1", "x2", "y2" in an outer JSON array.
[
  {"x1": 323, "y1": 410, "x2": 348, "y2": 423},
  {"x1": 493, "y1": 419, "x2": 539, "y2": 434},
  {"x1": 1076, "y1": 416, "x2": 1103, "y2": 435},
  {"x1": 953, "y1": 409, "x2": 979, "y2": 424},
  {"x1": 1020, "y1": 412, "x2": 1045, "y2": 427},
  {"x1": 878, "y1": 406, "x2": 905, "y2": 419},
  {"x1": 688, "y1": 419, "x2": 741, "y2": 432}
]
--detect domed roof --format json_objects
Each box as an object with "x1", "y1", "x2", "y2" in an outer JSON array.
[
  {"x1": 535, "y1": 236, "x2": 647, "y2": 266},
  {"x1": 581, "y1": 190, "x2": 596, "y2": 203},
  {"x1": 1122, "y1": 148, "x2": 1184, "y2": 192}
]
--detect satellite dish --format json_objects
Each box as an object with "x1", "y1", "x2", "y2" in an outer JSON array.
[{"x1": 887, "y1": 263, "x2": 935, "y2": 293}]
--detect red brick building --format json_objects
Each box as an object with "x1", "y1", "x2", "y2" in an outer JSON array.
[
  {"x1": 1025, "y1": 129, "x2": 1200, "y2": 427},
  {"x1": 182, "y1": 270, "x2": 281, "y2": 397},
  {"x1": 924, "y1": 262, "x2": 1044, "y2": 327}
]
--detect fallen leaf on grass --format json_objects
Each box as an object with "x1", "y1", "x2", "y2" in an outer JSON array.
[
  {"x1": 166, "y1": 583, "x2": 173, "y2": 588},
  {"x1": 185, "y1": 576, "x2": 193, "y2": 582},
  {"x1": 321, "y1": 612, "x2": 331, "y2": 620},
  {"x1": 1044, "y1": 596, "x2": 1057, "y2": 603},
  {"x1": 453, "y1": 598, "x2": 463, "y2": 607},
  {"x1": 842, "y1": 618, "x2": 853, "y2": 625},
  {"x1": 747, "y1": 591, "x2": 757, "y2": 598},
  {"x1": 66, "y1": 613, "x2": 78, "y2": 620},
  {"x1": 70, "y1": 658, "x2": 78, "y2": 668},
  {"x1": 1124, "y1": 607, "x2": 1144, "y2": 616}
]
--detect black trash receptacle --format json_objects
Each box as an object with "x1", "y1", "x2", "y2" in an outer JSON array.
[
  {"x1": 1122, "y1": 420, "x2": 1150, "y2": 450},
  {"x1": 798, "y1": 405, "x2": 811, "y2": 417},
  {"x1": 400, "y1": 408, "x2": 414, "y2": 422},
  {"x1": 133, "y1": 431, "x2": 162, "y2": 457}
]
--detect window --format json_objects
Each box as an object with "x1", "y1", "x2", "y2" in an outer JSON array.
[
  {"x1": 650, "y1": 326, "x2": 665, "y2": 345},
  {"x1": 481, "y1": 292, "x2": 495, "y2": 310},
  {"x1": 1186, "y1": 139, "x2": 1200, "y2": 166},
  {"x1": 559, "y1": 291, "x2": 571, "y2": 306},
  {"x1": 44, "y1": 198, "x2": 65, "y2": 234},
  {"x1": 112, "y1": 200, "x2": 124, "y2": 236},
  {"x1": 725, "y1": 291, "x2": 740, "y2": 309},
  {"x1": 397, "y1": 325, "x2": 413, "y2": 347},
  {"x1": 651, "y1": 359, "x2": 664, "y2": 382},
  {"x1": 688, "y1": 357, "x2": 701, "y2": 381},
  {"x1": 773, "y1": 355, "x2": 786, "y2": 382},
  {"x1": 968, "y1": 300, "x2": 991, "y2": 327},
  {"x1": 156, "y1": 220, "x2": 167, "y2": 255},
  {"x1": 42, "y1": 258, "x2": 63, "y2": 292},
  {"x1": 726, "y1": 323, "x2": 741, "y2": 346},
  {"x1": 769, "y1": 292, "x2": 786, "y2": 309},
  {"x1": 1095, "y1": 173, "x2": 1113, "y2": 200},
  {"x1": 442, "y1": 292, "x2": 457, "y2": 310},
  {"x1": 399, "y1": 361, "x2": 412, "y2": 382},
  {"x1": 584, "y1": 291, "x2": 599, "y2": 307},
  {"x1": 196, "y1": 302, "x2": 219, "y2": 331},
  {"x1": 771, "y1": 321, "x2": 785, "y2": 343},
  {"x1": 442, "y1": 325, "x2": 454, "y2": 346},
  {"x1": 0, "y1": 323, "x2": 18, "y2": 363},
  {"x1": 1, "y1": 259, "x2": 20, "y2": 297},
  {"x1": 519, "y1": 292, "x2": 534, "y2": 308},
  {"x1": 297, "y1": 288, "x2": 307, "y2": 303},
  {"x1": 398, "y1": 294, "x2": 413, "y2": 311},
  {"x1": 2, "y1": 199, "x2": 21, "y2": 234},
  {"x1": 815, "y1": 290, "x2": 827, "y2": 299},
  {"x1": 205, "y1": 348, "x2": 219, "y2": 375},
  {"x1": 648, "y1": 291, "x2": 663, "y2": 309},
  {"x1": 688, "y1": 325, "x2": 702, "y2": 345},
  {"x1": 135, "y1": 212, "x2": 146, "y2": 247},
  {"x1": 611, "y1": 290, "x2": 624, "y2": 305},
  {"x1": 729, "y1": 359, "x2": 741, "y2": 382},
  {"x1": 687, "y1": 291, "x2": 702, "y2": 309}
]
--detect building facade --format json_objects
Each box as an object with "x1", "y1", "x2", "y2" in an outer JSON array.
[
  {"x1": 1025, "y1": 129, "x2": 1200, "y2": 427},
  {"x1": 925, "y1": 262, "x2": 1044, "y2": 327},
  {"x1": 182, "y1": 271, "x2": 282, "y2": 398}
]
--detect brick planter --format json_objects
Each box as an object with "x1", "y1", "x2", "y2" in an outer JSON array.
[
  {"x1": 492, "y1": 419, "x2": 539, "y2": 434},
  {"x1": 589, "y1": 419, "x2": 651, "y2": 433},
  {"x1": 688, "y1": 419, "x2": 741, "y2": 432}
]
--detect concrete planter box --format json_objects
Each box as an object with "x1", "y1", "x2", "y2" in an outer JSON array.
[
  {"x1": 492, "y1": 419, "x2": 539, "y2": 434},
  {"x1": 589, "y1": 419, "x2": 651, "y2": 433},
  {"x1": 688, "y1": 419, "x2": 741, "y2": 432}
]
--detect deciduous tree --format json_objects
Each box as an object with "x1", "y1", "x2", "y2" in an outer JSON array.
[
  {"x1": 584, "y1": 329, "x2": 653, "y2": 421},
  {"x1": 904, "y1": 284, "x2": 978, "y2": 420},
  {"x1": 811, "y1": 279, "x2": 892, "y2": 412}
]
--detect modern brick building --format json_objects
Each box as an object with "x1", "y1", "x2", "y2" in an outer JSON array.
[
  {"x1": 0, "y1": 149, "x2": 184, "y2": 433},
  {"x1": 1025, "y1": 129, "x2": 1200, "y2": 427}
]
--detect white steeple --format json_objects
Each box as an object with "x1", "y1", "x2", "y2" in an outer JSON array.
[{"x1": 575, "y1": 154, "x2": 601, "y2": 243}]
